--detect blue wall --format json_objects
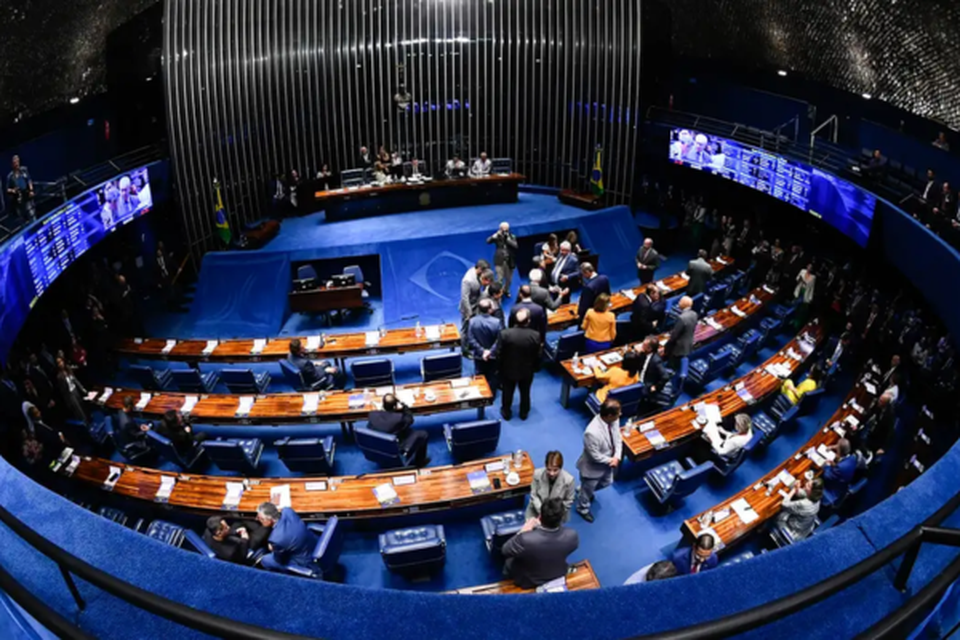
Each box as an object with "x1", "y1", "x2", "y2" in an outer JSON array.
[{"x1": 859, "y1": 120, "x2": 959, "y2": 179}]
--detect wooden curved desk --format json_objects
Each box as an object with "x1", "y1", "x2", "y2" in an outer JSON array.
[
  {"x1": 66, "y1": 452, "x2": 533, "y2": 520},
  {"x1": 449, "y1": 560, "x2": 600, "y2": 594},
  {"x1": 546, "y1": 256, "x2": 734, "y2": 332},
  {"x1": 682, "y1": 367, "x2": 880, "y2": 549},
  {"x1": 114, "y1": 324, "x2": 461, "y2": 364},
  {"x1": 620, "y1": 320, "x2": 826, "y2": 461},
  {"x1": 557, "y1": 286, "x2": 775, "y2": 406},
  {"x1": 88, "y1": 376, "x2": 493, "y2": 428}
]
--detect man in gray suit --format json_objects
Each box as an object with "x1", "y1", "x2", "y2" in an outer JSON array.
[
  {"x1": 686, "y1": 249, "x2": 714, "y2": 296},
  {"x1": 526, "y1": 450, "x2": 576, "y2": 522},
  {"x1": 459, "y1": 260, "x2": 494, "y2": 355},
  {"x1": 501, "y1": 497, "x2": 580, "y2": 588},
  {"x1": 575, "y1": 399, "x2": 622, "y2": 523},
  {"x1": 662, "y1": 296, "x2": 698, "y2": 369},
  {"x1": 528, "y1": 268, "x2": 567, "y2": 311},
  {"x1": 486, "y1": 222, "x2": 519, "y2": 298}
]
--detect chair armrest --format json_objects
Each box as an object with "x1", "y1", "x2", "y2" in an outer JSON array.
[{"x1": 182, "y1": 530, "x2": 218, "y2": 560}]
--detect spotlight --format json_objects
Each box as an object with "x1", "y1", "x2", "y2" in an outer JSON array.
[
  {"x1": 69, "y1": 97, "x2": 80, "y2": 104},
  {"x1": 862, "y1": 93, "x2": 872, "y2": 100},
  {"x1": 777, "y1": 70, "x2": 787, "y2": 77}
]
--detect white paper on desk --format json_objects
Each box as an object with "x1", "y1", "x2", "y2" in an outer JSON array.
[
  {"x1": 270, "y1": 484, "x2": 292, "y2": 509},
  {"x1": 787, "y1": 348, "x2": 802, "y2": 361},
  {"x1": 396, "y1": 390, "x2": 417, "y2": 406},
  {"x1": 85, "y1": 390, "x2": 98, "y2": 401},
  {"x1": 365, "y1": 331, "x2": 381, "y2": 346},
  {"x1": 251, "y1": 339, "x2": 267, "y2": 355},
  {"x1": 302, "y1": 393, "x2": 320, "y2": 414},
  {"x1": 156, "y1": 476, "x2": 176, "y2": 500},
  {"x1": 374, "y1": 386, "x2": 396, "y2": 397},
  {"x1": 777, "y1": 469, "x2": 796, "y2": 488},
  {"x1": 202, "y1": 340, "x2": 218, "y2": 355},
  {"x1": 223, "y1": 482, "x2": 245, "y2": 507},
  {"x1": 599, "y1": 352, "x2": 623, "y2": 366},
  {"x1": 656, "y1": 280, "x2": 670, "y2": 293},
  {"x1": 161, "y1": 339, "x2": 177, "y2": 354},
  {"x1": 704, "y1": 403, "x2": 722, "y2": 425},
  {"x1": 638, "y1": 421, "x2": 656, "y2": 433},
  {"x1": 845, "y1": 414, "x2": 860, "y2": 429},
  {"x1": 305, "y1": 336, "x2": 322, "y2": 351},
  {"x1": 832, "y1": 424, "x2": 847, "y2": 438},
  {"x1": 864, "y1": 381, "x2": 878, "y2": 395},
  {"x1": 450, "y1": 378, "x2": 470, "y2": 389},
  {"x1": 817, "y1": 443, "x2": 837, "y2": 462},
  {"x1": 850, "y1": 400, "x2": 864, "y2": 414},
  {"x1": 236, "y1": 396, "x2": 255, "y2": 417},
  {"x1": 134, "y1": 337, "x2": 144, "y2": 345},
  {"x1": 806, "y1": 447, "x2": 827, "y2": 468},
  {"x1": 98, "y1": 387, "x2": 114, "y2": 404},
  {"x1": 135, "y1": 393, "x2": 152, "y2": 411},
  {"x1": 681, "y1": 272, "x2": 690, "y2": 280},
  {"x1": 458, "y1": 387, "x2": 484, "y2": 401},
  {"x1": 582, "y1": 356, "x2": 601, "y2": 369},
  {"x1": 731, "y1": 306, "x2": 747, "y2": 318},
  {"x1": 425, "y1": 325, "x2": 442, "y2": 341},
  {"x1": 181, "y1": 396, "x2": 199, "y2": 415},
  {"x1": 622, "y1": 289, "x2": 638, "y2": 301},
  {"x1": 104, "y1": 465, "x2": 123, "y2": 489},
  {"x1": 730, "y1": 498, "x2": 759, "y2": 524},
  {"x1": 706, "y1": 317, "x2": 724, "y2": 331},
  {"x1": 485, "y1": 461, "x2": 505, "y2": 472},
  {"x1": 762, "y1": 285, "x2": 776, "y2": 295},
  {"x1": 304, "y1": 481, "x2": 327, "y2": 491},
  {"x1": 716, "y1": 257, "x2": 729, "y2": 265},
  {"x1": 645, "y1": 430, "x2": 667, "y2": 448}
]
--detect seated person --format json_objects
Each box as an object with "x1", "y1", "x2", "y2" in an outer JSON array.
[
  {"x1": 470, "y1": 152, "x2": 492, "y2": 177},
  {"x1": 256, "y1": 502, "x2": 318, "y2": 573},
  {"x1": 155, "y1": 409, "x2": 207, "y2": 459},
  {"x1": 373, "y1": 160, "x2": 390, "y2": 183},
  {"x1": 624, "y1": 559, "x2": 679, "y2": 584},
  {"x1": 501, "y1": 497, "x2": 580, "y2": 589},
  {"x1": 539, "y1": 234, "x2": 560, "y2": 266},
  {"x1": 702, "y1": 413, "x2": 753, "y2": 460},
  {"x1": 287, "y1": 338, "x2": 342, "y2": 390},
  {"x1": 671, "y1": 533, "x2": 718, "y2": 575},
  {"x1": 593, "y1": 350, "x2": 642, "y2": 403},
  {"x1": 367, "y1": 393, "x2": 430, "y2": 466},
  {"x1": 445, "y1": 155, "x2": 466, "y2": 178},
  {"x1": 634, "y1": 336, "x2": 669, "y2": 395},
  {"x1": 781, "y1": 363, "x2": 823, "y2": 405},
  {"x1": 822, "y1": 438, "x2": 857, "y2": 499},
  {"x1": 115, "y1": 395, "x2": 149, "y2": 445},
  {"x1": 773, "y1": 476, "x2": 824, "y2": 542},
  {"x1": 203, "y1": 516, "x2": 269, "y2": 564},
  {"x1": 526, "y1": 450, "x2": 576, "y2": 522}
]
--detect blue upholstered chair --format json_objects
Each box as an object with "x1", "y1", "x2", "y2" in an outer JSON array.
[
  {"x1": 379, "y1": 525, "x2": 447, "y2": 576},
  {"x1": 797, "y1": 387, "x2": 826, "y2": 416},
  {"x1": 296, "y1": 264, "x2": 319, "y2": 287},
  {"x1": 202, "y1": 438, "x2": 264, "y2": 475},
  {"x1": 279, "y1": 358, "x2": 331, "y2": 392},
  {"x1": 736, "y1": 329, "x2": 763, "y2": 364},
  {"x1": 614, "y1": 319, "x2": 633, "y2": 347},
  {"x1": 129, "y1": 364, "x2": 173, "y2": 391},
  {"x1": 443, "y1": 419, "x2": 501, "y2": 461},
  {"x1": 686, "y1": 345, "x2": 735, "y2": 390},
  {"x1": 644, "y1": 457, "x2": 715, "y2": 508},
  {"x1": 647, "y1": 358, "x2": 689, "y2": 413},
  {"x1": 145, "y1": 430, "x2": 205, "y2": 470},
  {"x1": 759, "y1": 317, "x2": 783, "y2": 346},
  {"x1": 221, "y1": 369, "x2": 271, "y2": 394},
  {"x1": 351, "y1": 359, "x2": 395, "y2": 388},
  {"x1": 586, "y1": 382, "x2": 645, "y2": 418},
  {"x1": 420, "y1": 353, "x2": 462, "y2": 383},
  {"x1": 102, "y1": 416, "x2": 152, "y2": 463},
  {"x1": 276, "y1": 436, "x2": 337, "y2": 475},
  {"x1": 703, "y1": 282, "x2": 731, "y2": 311},
  {"x1": 97, "y1": 506, "x2": 129, "y2": 526},
  {"x1": 170, "y1": 368, "x2": 220, "y2": 393},
  {"x1": 354, "y1": 426, "x2": 414, "y2": 468},
  {"x1": 545, "y1": 331, "x2": 584, "y2": 364},
  {"x1": 723, "y1": 549, "x2": 756, "y2": 567},
  {"x1": 144, "y1": 520, "x2": 186, "y2": 548},
  {"x1": 247, "y1": 518, "x2": 345, "y2": 580},
  {"x1": 479, "y1": 510, "x2": 525, "y2": 554},
  {"x1": 343, "y1": 265, "x2": 372, "y2": 313},
  {"x1": 752, "y1": 403, "x2": 800, "y2": 447},
  {"x1": 66, "y1": 416, "x2": 110, "y2": 447},
  {"x1": 182, "y1": 530, "x2": 218, "y2": 560},
  {"x1": 769, "y1": 301, "x2": 798, "y2": 322},
  {"x1": 769, "y1": 393, "x2": 796, "y2": 422},
  {"x1": 710, "y1": 442, "x2": 753, "y2": 477}
]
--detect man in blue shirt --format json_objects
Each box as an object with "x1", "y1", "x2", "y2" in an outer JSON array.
[
  {"x1": 287, "y1": 338, "x2": 342, "y2": 390},
  {"x1": 468, "y1": 299, "x2": 502, "y2": 395},
  {"x1": 5, "y1": 155, "x2": 35, "y2": 222},
  {"x1": 256, "y1": 502, "x2": 317, "y2": 572}
]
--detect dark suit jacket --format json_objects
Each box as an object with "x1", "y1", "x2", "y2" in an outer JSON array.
[
  {"x1": 577, "y1": 274, "x2": 611, "y2": 320},
  {"x1": 671, "y1": 547, "x2": 719, "y2": 575},
  {"x1": 496, "y1": 327, "x2": 542, "y2": 381},
  {"x1": 636, "y1": 246, "x2": 661, "y2": 272},
  {"x1": 509, "y1": 300, "x2": 546, "y2": 340},
  {"x1": 203, "y1": 523, "x2": 252, "y2": 564},
  {"x1": 866, "y1": 405, "x2": 896, "y2": 452},
  {"x1": 367, "y1": 407, "x2": 415, "y2": 438},
  {"x1": 686, "y1": 258, "x2": 714, "y2": 296},
  {"x1": 549, "y1": 253, "x2": 580, "y2": 286},
  {"x1": 501, "y1": 525, "x2": 580, "y2": 588},
  {"x1": 287, "y1": 353, "x2": 335, "y2": 389},
  {"x1": 823, "y1": 455, "x2": 857, "y2": 497},
  {"x1": 486, "y1": 231, "x2": 518, "y2": 268},
  {"x1": 665, "y1": 309, "x2": 698, "y2": 358},
  {"x1": 637, "y1": 351, "x2": 669, "y2": 388},
  {"x1": 530, "y1": 284, "x2": 560, "y2": 311},
  {"x1": 630, "y1": 294, "x2": 663, "y2": 339}
]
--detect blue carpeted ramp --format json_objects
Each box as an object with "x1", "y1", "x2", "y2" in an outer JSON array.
[{"x1": 186, "y1": 252, "x2": 291, "y2": 337}]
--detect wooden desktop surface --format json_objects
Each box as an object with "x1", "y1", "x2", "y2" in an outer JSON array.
[
  {"x1": 114, "y1": 324, "x2": 461, "y2": 363},
  {"x1": 546, "y1": 256, "x2": 734, "y2": 332},
  {"x1": 682, "y1": 367, "x2": 879, "y2": 549},
  {"x1": 560, "y1": 286, "x2": 775, "y2": 389},
  {"x1": 449, "y1": 560, "x2": 600, "y2": 594},
  {"x1": 313, "y1": 173, "x2": 526, "y2": 200},
  {"x1": 89, "y1": 376, "x2": 493, "y2": 425},
  {"x1": 68, "y1": 452, "x2": 533, "y2": 520},
  {"x1": 288, "y1": 284, "x2": 365, "y2": 314},
  {"x1": 621, "y1": 321, "x2": 825, "y2": 461}
]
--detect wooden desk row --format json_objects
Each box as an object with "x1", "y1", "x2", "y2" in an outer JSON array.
[
  {"x1": 87, "y1": 376, "x2": 494, "y2": 427},
  {"x1": 682, "y1": 367, "x2": 880, "y2": 550},
  {"x1": 64, "y1": 452, "x2": 533, "y2": 520},
  {"x1": 114, "y1": 324, "x2": 462, "y2": 364},
  {"x1": 620, "y1": 320, "x2": 826, "y2": 461},
  {"x1": 558, "y1": 285, "x2": 776, "y2": 406},
  {"x1": 546, "y1": 256, "x2": 734, "y2": 332},
  {"x1": 449, "y1": 560, "x2": 601, "y2": 594}
]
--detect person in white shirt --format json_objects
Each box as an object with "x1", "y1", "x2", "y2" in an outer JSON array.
[
  {"x1": 445, "y1": 156, "x2": 466, "y2": 178},
  {"x1": 702, "y1": 413, "x2": 753, "y2": 460},
  {"x1": 470, "y1": 152, "x2": 492, "y2": 177}
]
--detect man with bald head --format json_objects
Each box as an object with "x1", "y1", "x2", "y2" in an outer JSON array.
[
  {"x1": 487, "y1": 221, "x2": 518, "y2": 298},
  {"x1": 510, "y1": 285, "x2": 546, "y2": 340},
  {"x1": 495, "y1": 307, "x2": 542, "y2": 421},
  {"x1": 528, "y1": 268, "x2": 565, "y2": 311},
  {"x1": 662, "y1": 295, "x2": 698, "y2": 369},
  {"x1": 636, "y1": 238, "x2": 661, "y2": 284}
]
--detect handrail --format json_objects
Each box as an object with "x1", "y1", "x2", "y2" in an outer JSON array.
[
  {"x1": 0, "y1": 502, "x2": 316, "y2": 640},
  {"x1": 0, "y1": 563, "x2": 94, "y2": 640}
]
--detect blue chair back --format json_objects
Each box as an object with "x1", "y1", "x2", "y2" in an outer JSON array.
[
  {"x1": 103, "y1": 415, "x2": 152, "y2": 461},
  {"x1": 351, "y1": 359, "x2": 395, "y2": 388},
  {"x1": 279, "y1": 358, "x2": 305, "y2": 388},
  {"x1": 145, "y1": 520, "x2": 186, "y2": 547},
  {"x1": 276, "y1": 436, "x2": 336, "y2": 474},
  {"x1": 421, "y1": 353, "x2": 462, "y2": 383},
  {"x1": 759, "y1": 317, "x2": 782, "y2": 345},
  {"x1": 312, "y1": 516, "x2": 346, "y2": 577},
  {"x1": 297, "y1": 265, "x2": 319, "y2": 283},
  {"x1": 712, "y1": 446, "x2": 748, "y2": 477},
  {"x1": 444, "y1": 419, "x2": 501, "y2": 461},
  {"x1": 130, "y1": 364, "x2": 169, "y2": 391},
  {"x1": 704, "y1": 283, "x2": 730, "y2": 311},
  {"x1": 551, "y1": 331, "x2": 585, "y2": 362},
  {"x1": 673, "y1": 461, "x2": 716, "y2": 499},
  {"x1": 182, "y1": 530, "x2": 218, "y2": 560},
  {"x1": 613, "y1": 319, "x2": 633, "y2": 347},
  {"x1": 607, "y1": 382, "x2": 646, "y2": 418},
  {"x1": 203, "y1": 438, "x2": 262, "y2": 475},
  {"x1": 480, "y1": 510, "x2": 525, "y2": 553},
  {"x1": 355, "y1": 426, "x2": 410, "y2": 468},
  {"x1": 145, "y1": 430, "x2": 203, "y2": 470},
  {"x1": 221, "y1": 369, "x2": 261, "y2": 394},
  {"x1": 343, "y1": 265, "x2": 364, "y2": 283},
  {"x1": 736, "y1": 329, "x2": 762, "y2": 363},
  {"x1": 798, "y1": 387, "x2": 826, "y2": 416},
  {"x1": 689, "y1": 292, "x2": 705, "y2": 313},
  {"x1": 170, "y1": 369, "x2": 210, "y2": 393}
]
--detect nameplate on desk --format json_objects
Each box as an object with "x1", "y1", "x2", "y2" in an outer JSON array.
[
  {"x1": 133, "y1": 338, "x2": 144, "y2": 345},
  {"x1": 393, "y1": 474, "x2": 417, "y2": 487},
  {"x1": 485, "y1": 461, "x2": 505, "y2": 473},
  {"x1": 103, "y1": 466, "x2": 123, "y2": 491},
  {"x1": 450, "y1": 379, "x2": 470, "y2": 389},
  {"x1": 716, "y1": 257, "x2": 729, "y2": 265},
  {"x1": 305, "y1": 481, "x2": 327, "y2": 491},
  {"x1": 155, "y1": 476, "x2": 176, "y2": 503}
]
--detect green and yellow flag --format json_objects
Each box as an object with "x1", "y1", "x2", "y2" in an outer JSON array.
[
  {"x1": 214, "y1": 180, "x2": 231, "y2": 245},
  {"x1": 590, "y1": 146, "x2": 604, "y2": 197}
]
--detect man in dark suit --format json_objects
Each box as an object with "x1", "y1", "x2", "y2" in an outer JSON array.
[
  {"x1": 479, "y1": 282, "x2": 506, "y2": 328},
  {"x1": 202, "y1": 516, "x2": 269, "y2": 565},
  {"x1": 468, "y1": 299, "x2": 502, "y2": 393},
  {"x1": 501, "y1": 497, "x2": 580, "y2": 589},
  {"x1": 367, "y1": 393, "x2": 430, "y2": 466},
  {"x1": 577, "y1": 263, "x2": 610, "y2": 322},
  {"x1": 549, "y1": 242, "x2": 580, "y2": 300},
  {"x1": 864, "y1": 391, "x2": 896, "y2": 456},
  {"x1": 495, "y1": 308, "x2": 542, "y2": 421},
  {"x1": 115, "y1": 396, "x2": 149, "y2": 445},
  {"x1": 630, "y1": 285, "x2": 664, "y2": 343},
  {"x1": 358, "y1": 146, "x2": 373, "y2": 169},
  {"x1": 287, "y1": 339, "x2": 342, "y2": 390},
  {"x1": 486, "y1": 222, "x2": 519, "y2": 298},
  {"x1": 686, "y1": 249, "x2": 714, "y2": 296},
  {"x1": 662, "y1": 296, "x2": 698, "y2": 369},
  {"x1": 156, "y1": 409, "x2": 207, "y2": 459},
  {"x1": 529, "y1": 268, "x2": 565, "y2": 311},
  {"x1": 635, "y1": 337, "x2": 669, "y2": 394},
  {"x1": 509, "y1": 285, "x2": 546, "y2": 341},
  {"x1": 635, "y1": 238, "x2": 661, "y2": 284},
  {"x1": 256, "y1": 503, "x2": 317, "y2": 573},
  {"x1": 671, "y1": 533, "x2": 719, "y2": 575}
]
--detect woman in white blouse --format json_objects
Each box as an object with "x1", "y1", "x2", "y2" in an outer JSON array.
[{"x1": 702, "y1": 413, "x2": 753, "y2": 460}]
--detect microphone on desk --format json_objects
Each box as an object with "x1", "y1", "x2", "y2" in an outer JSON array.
[{"x1": 378, "y1": 314, "x2": 421, "y2": 336}]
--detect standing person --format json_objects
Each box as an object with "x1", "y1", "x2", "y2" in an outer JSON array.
[
  {"x1": 467, "y1": 299, "x2": 502, "y2": 395},
  {"x1": 794, "y1": 263, "x2": 816, "y2": 327},
  {"x1": 581, "y1": 293, "x2": 617, "y2": 353},
  {"x1": 526, "y1": 451, "x2": 576, "y2": 522},
  {"x1": 636, "y1": 238, "x2": 661, "y2": 284},
  {"x1": 529, "y1": 268, "x2": 565, "y2": 311},
  {"x1": 5, "y1": 155, "x2": 35, "y2": 222},
  {"x1": 575, "y1": 399, "x2": 622, "y2": 523},
  {"x1": 577, "y1": 263, "x2": 610, "y2": 322},
  {"x1": 459, "y1": 260, "x2": 493, "y2": 356},
  {"x1": 686, "y1": 249, "x2": 714, "y2": 296},
  {"x1": 479, "y1": 282, "x2": 506, "y2": 328},
  {"x1": 549, "y1": 242, "x2": 580, "y2": 301},
  {"x1": 495, "y1": 308, "x2": 541, "y2": 421},
  {"x1": 486, "y1": 222, "x2": 518, "y2": 298},
  {"x1": 630, "y1": 284, "x2": 664, "y2": 343},
  {"x1": 509, "y1": 285, "x2": 547, "y2": 342},
  {"x1": 662, "y1": 296, "x2": 697, "y2": 369},
  {"x1": 55, "y1": 357, "x2": 86, "y2": 423},
  {"x1": 500, "y1": 498, "x2": 580, "y2": 589}
]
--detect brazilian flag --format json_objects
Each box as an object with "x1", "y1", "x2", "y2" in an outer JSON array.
[
  {"x1": 214, "y1": 180, "x2": 231, "y2": 245},
  {"x1": 590, "y1": 147, "x2": 604, "y2": 197}
]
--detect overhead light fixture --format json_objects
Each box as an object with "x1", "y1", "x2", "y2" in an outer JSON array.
[
  {"x1": 777, "y1": 70, "x2": 787, "y2": 77},
  {"x1": 862, "y1": 93, "x2": 872, "y2": 100},
  {"x1": 69, "y1": 97, "x2": 80, "y2": 104}
]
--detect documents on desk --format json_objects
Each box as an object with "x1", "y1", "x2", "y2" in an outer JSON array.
[
  {"x1": 450, "y1": 378, "x2": 470, "y2": 389},
  {"x1": 599, "y1": 352, "x2": 623, "y2": 366},
  {"x1": 622, "y1": 289, "x2": 638, "y2": 301},
  {"x1": 135, "y1": 392, "x2": 152, "y2": 411},
  {"x1": 776, "y1": 469, "x2": 796, "y2": 488},
  {"x1": 645, "y1": 429, "x2": 667, "y2": 450},
  {"x1": 250, "y1": 339, "x2": 267, "y2": 355},
  {"x1": 181, "y1": 395, "x2": 199, "y2": 415},
  {"x1": 223, "y1": 482, "x2": 245, "y2": 509},
  {"x1": 730, "y1": 306, "x2": 747, "y2": 319},
  {"x1": 393, "y1": 474, "x2": 417, "y2": 487},
  {"x1": 844, "y1": 414, "x2": 860, "y2": 429},
  {"x1": 457, "y1": 386, "x2": 484, "y2": 401},
  {"x1": 305, "y1": 335, "x2": 323, "y2": 351},
  {"x1": 730, "y1": 498, "x2": 759, "y2": 525},
  {"x1": 302, "y1": 393, "x2": 320, "y2": 415},
  {"x1": 705, "y1": 317, "x2": 724, "y2": 331},
  {"x1": 373, "y1": 483, "x2": 400, "y2": 506},
  {"x1": 348, "y1": 393, "x2": 367, "y2": 409},
  {"x1": 680, "y1": 272, "x2": 690, "y2": 281},
  {"x1": 162, "y1": 339, "x2": 177, "y2": 354},
  {"x1": 762, "y1": 284, "x2": 776, "y2": 295},
  {"x1": 848, "y1": 399, "x2": 865, "y2": 414},
  {"x1": 467, "y1": 470, "x2": 492, "y2": 495},
  {"x1": 305, "y1": 481, "x2": 327, "y2": 491},
  {"x1": 271, "y1": 484, "x2": 292, "y2": 508},
  {"x1": 716, "y1": 257, "x2": 729, "y2": 265},
  {"x1": 736, "y1": 386, "x2": 756, "y2": 405},
  {"x1": 831, "y1": 423, "x2": 847, "y2": 438},
  {"x1": 764, "y1": 362, "x2": 791, "y2": 379},
  {"x1": 425, "y1": 325, "x2": 442, "y2": 341},
  {"x1": 365, "y1": 331, "x2": 381, "y2": 347},
  {"x1": 203, "y1": 340, "x2": 218, "y2": 355},
  {"x1": 98, "y1": 387, "x2": 114, "y2": 404},
  {"x1": 816, "y1": 443, "x2": 837, "y2": 462},
  {"x1": 103, "y1": 465, "x2": 123, "y2": 490},
  {"x1": 656, "y1": 280, "x2": 671, "y2": 293},
  {"x1": 155, "y1": 476, "x2": 176, "y2": 502},
  {"x1": 536, "y1": 577, "x2": 568, "y2": 593},
  {"x1": 863, "y1": 381, "x2": 878, "y2": 395},
  {"x1": 786, "y1": 347, "x2": 802, "y2": 361},
  {"x1": 396, "y1": 390, "x2": 417, "y2": 406},
  {"x1": 637, "y1": 420, "x2": 656, "y2": 433},
  {"x1": 806, "y1": 447, "x2": 827, "y2": 468},
  {"x1": 236, "y1": 396, "x2": 255, "y2": 417}
]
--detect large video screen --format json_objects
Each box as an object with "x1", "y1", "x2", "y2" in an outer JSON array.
[
  {"x1": 0, "y1": 165, "x2": 154, "y2": 363},
  {"x1": 669, "y1": 129, "x2": 876, "y2": 247}
]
